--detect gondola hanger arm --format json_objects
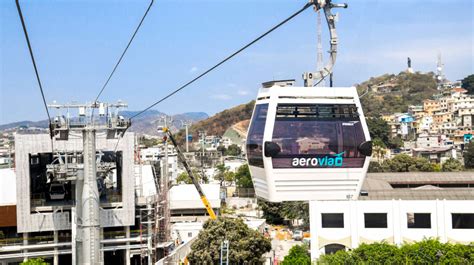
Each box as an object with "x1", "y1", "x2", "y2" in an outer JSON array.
[{"x1": 303, "y1": 0, "x2": 348, "y2": 87}]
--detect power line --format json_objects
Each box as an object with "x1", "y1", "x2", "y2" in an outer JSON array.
[
  {"x1": 94, "y1": 0, "x2": 154, "y2": 103},
  {"x1": 130, "y1": 2, "x2": 313, "y2": 120},
  {"x1": 15, "y1": 0, "x2": 52, "y2": 127}
]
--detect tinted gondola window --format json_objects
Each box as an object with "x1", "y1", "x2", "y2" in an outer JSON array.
[
  {"x1": 272, "y1": 104, "x2": 366, "y2": 168},
  {"x1": 247, "y1": 104, "x2": 268, "y2": 167}
]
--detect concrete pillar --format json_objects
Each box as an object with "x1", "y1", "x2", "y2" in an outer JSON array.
[
  {"x1": 23, "y1": 232, "x2": 28, "y2": 262},
  {"x1": 82, "y1": 129, "x2": 102, "y2": 265},
  {"x1": 54, "y1": 230, "x2": 59, "y2": 265},
  {"x1": 125, "y1": 226, "x2": 131, "y2": 265}
]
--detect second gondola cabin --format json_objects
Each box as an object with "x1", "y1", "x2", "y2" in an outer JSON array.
[{"x1": 246, "y1": 80, "x2": 372, "y2": 202}]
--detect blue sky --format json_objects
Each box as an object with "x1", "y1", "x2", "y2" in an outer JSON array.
[{"x1": 1, "y1": 0, "x2": 472, "y2": 124}]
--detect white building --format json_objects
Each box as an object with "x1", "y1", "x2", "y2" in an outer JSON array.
[
  {"x1": 309, "y1": 172, "x2": 474, "y2": 261},
  {"x1": 169, "y1": 184, "x2": 220, "y2": 217}
]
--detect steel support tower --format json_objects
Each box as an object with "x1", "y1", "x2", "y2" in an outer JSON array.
[{"x1": 47, "y1": 101, "x2": 130, "y2": 265}]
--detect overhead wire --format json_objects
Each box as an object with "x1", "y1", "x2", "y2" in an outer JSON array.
[
  {"x1": 15, "y1": 0, "x2": 54, "y2": 150},
  {"x1": 93, "y1": 0, "x2": 154, "y2": 104},
  {"x1": 129, "y1": 2, "x2": 314, "y2": 120},
  {"x1": 112, "y1": 2, "x2": 314, "y2": 152}
]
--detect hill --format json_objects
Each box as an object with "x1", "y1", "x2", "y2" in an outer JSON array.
[
  {"x1": 357, "y1": 71, "x2": 438, "y2": 117},
  {"x1": 175, "y1": 71, "x2": 438, "y2": 145},
  {"x1": 175, "y1": 101, "x2": 255, "y2": 144}
]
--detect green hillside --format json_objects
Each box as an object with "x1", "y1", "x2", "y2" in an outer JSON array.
[{"x1": 358, "y1": 71, "x2": 438, "y2": 117}]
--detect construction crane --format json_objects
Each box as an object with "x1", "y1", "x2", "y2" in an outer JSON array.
[{"x1": 162, "y1": 127, "x2": 217, "y2": 220}]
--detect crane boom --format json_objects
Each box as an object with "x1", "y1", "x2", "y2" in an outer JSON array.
[{"x1": 163, "y1": 127, "x2": 217, "y2": 220}]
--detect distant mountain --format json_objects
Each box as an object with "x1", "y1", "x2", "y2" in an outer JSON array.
[
  {"x1": 0, "y1": 120, "x2": 49, "y2": 130},
  {"x1": 0, "y1": 110, "x2": 209, "y2": 135}
]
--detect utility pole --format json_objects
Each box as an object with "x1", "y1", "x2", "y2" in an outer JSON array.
[
  {"x1": 47, "y1": 101, "x2": 130, "y2": 265},
  {"x1": 184, "y1": 121, "x2": 192, "y2": 153}
]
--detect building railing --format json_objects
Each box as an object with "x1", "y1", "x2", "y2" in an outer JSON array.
[{"x1": 156, "y1": 235, "x2": 197, "y2": 265}]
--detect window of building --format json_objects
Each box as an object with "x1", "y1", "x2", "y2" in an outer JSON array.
[
  {"x1": 188, "y1": 232, "x2": 193, "y2": 237},
  {"x1": 364, "y1": 213, "x2": 387, "y2": 228},
  {"x1": 452, "y1": 213, "x2": 474, "y2": 229},
  {"x1": 325, "y1": 244, "x2": 345, "y2": 255},
  {"x1": 407, "y1": 213, "x2": 431, "y2": 228},
  {"x1": 321, "y1": 213, "x2": 344, "y2": 228}
]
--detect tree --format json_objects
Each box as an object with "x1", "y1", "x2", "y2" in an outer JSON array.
[
  {"x1": 234, "y1": 164, "x2": 254, "y2": 188},
  {"x1": 282, "y1": 244, "x2": 311, "y2": 265},
  {"x1": 187, "y1": 217, "x2": 271, "y2": 264},
  {"x1": 318, "y1": 239, "x2": 474, "y2": 264},
  {"x1": 463, "y1": 141, "x2": 474, "y2": 169},
  {"x1": 388, "y1": 136, "x2": 404, "y2": 149},
  {"x1": 176, "y1": 169, "x2": 207, "y2": 184},
  {"x1": 281, "y1": 201, "x2": 309, "y2": 227},
  {"x1": 21, "y1": 258, "x2": 49, "y2": 265},
  {"x1": 217, "y1": 145, "x2": 226, "y2": 156},
  {"x1": 258, "y1": 199, "x2": 285, "y2": 224},
  {"x1": 225, "y1": 144, "x2": 242, "y2": 156},
  {"x1": 461, "y1": 74, "x2": 474, "y2": 94},
  {"x1": 367, "y1": 118, "x2": 390, "y2": 147},
  {"x1": 214, "y1": 164, "x2": 233, "y2": 187},
  {"x1": 382, "y1": 154, "x2": 436, "y2": 172},
  {"x1": 442, "y1": 158, "x2": 464, "y2": 172}
]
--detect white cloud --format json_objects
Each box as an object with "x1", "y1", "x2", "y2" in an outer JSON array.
[
  {"x1": 237, "y1": 89, "x2": 249, "y2": 96},
  {"x1": 211, "y1": 94, "x2": 232, "y2": 100},
  {"x1": 189, "y1": 66, "x2": 198, "y2": 73}
]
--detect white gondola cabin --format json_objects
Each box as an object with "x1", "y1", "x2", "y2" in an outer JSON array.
[{"x1": 246, "y1": 80, "x2": 372, "y2": 202}]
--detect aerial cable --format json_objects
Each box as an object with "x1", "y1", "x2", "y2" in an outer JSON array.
[
  {"x1": 93, "y1": 0, "x2": 154, "y2": 104},
  {"x1": 15, "y1": 0, "x2": 54, "y2": 144},
  {"x1": 129, "y1": 2, "x2": 313, "y2": 120}
]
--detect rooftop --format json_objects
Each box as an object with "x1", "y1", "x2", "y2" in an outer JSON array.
[{"x1": 361, "y1": 172, "x2": 474, "y2": 200}]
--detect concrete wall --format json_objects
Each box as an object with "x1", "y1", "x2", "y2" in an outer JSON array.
[
  {"x1": 310, "y1": 200, "x2": 474, "y2": 260},
  {"x1": 15, "y1": 133, "x2": 135, "y2": 233}
]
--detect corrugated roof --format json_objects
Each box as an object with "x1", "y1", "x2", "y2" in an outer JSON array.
[
  {"x1": 361, "y1": 172, "x2": 474, "y2": 200},
  {"x1": 0, "y1": 168, "x2": 16, "y2": 205}
]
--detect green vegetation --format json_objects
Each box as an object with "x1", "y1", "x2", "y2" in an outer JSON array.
[
  {"x1": 258, "y1": 200, "x2": 309, "y2": 227},
  {"x1": 358, "y1": 72, "x2": 437, "y2": 117},
  {"x1": 369, "y1": 154, "x2": 442, "y2": 172},
  {"x1": 464, "y1": 141, "x2": 474, "y2": 169},
  {"x1": 217, "y1": 144, "x2": 242, "y2": 157},
  {"x1": 367, "y1": 118, "x2": 404, "y2": 149},
  {"x1": 21, "y1": 258, "x2": 49, "y2": 265},
  {"x1": 214, "y1": 164, "x2": 235, "y2": 186},
  {"x1": 187, "y1": 217, "x2": 271, "y2": 264},
  {"x1": 282, "y1": 244, "x2": 311, "y2": 265},
  {"x1": 442, "y1": 158, "x2": 464, "y2": 172},
  {"x1": 317, "y1": 239, "x2": 474, "y2": 264},
  {"x1": 138, "y1": 136, "x2": 160, "y2": 148},
  {"x1": 176, "y1": 169, "x2": 208, "y2": 184},
  {"x1": 225, "y1": 144, "x2": 242, "y2": 156},
  {"x1": 462, "y1": 74, "x2": 474, "y2": 94},
  {"x1": 234, "y1": 164, "x2": 254, "y2": 189},
  {"x1": 174, "y1": 101, "x2": 255, "y2": 145}
]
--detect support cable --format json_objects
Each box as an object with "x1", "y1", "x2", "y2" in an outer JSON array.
[
  {"x1": 130, "y1": 2, "x2": 313, "y2": 120},
  {"x1": 94, "y1": 0, "x2": 154, "y2": 104},
  {"x1": 15, "y1": 0, "x2": 54, "y2": 146},
  {"x1": 114, "y1": 2, "x2": 314, "y2": 152},
  {"x1": 15, "y1": 0, "x2": 52, "y2": 125}
]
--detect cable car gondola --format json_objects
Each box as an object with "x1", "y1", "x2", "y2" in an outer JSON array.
[{"x1": 246, "y1": 80, "x2": 372, "y2": 202}]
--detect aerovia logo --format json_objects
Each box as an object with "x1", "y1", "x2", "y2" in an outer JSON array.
[{"x1": 291, "y1": 152, "x2": 345, "y2": 167}]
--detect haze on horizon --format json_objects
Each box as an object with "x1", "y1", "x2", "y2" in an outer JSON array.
[{"x1": 1, "y1": 0, "x2": 472, "y2": 124}]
